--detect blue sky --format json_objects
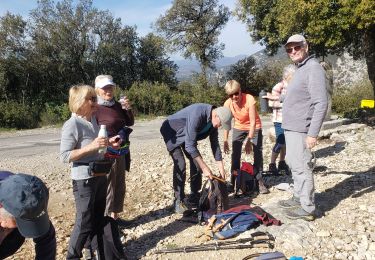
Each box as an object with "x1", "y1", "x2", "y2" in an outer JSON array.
[{"x1": 0, "y1": 0, "x2": 264, "y2": 60}]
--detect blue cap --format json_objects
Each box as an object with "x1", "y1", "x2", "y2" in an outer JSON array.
[{"x1": 0, "y1": 173, "x2": 50, "y2": 238}]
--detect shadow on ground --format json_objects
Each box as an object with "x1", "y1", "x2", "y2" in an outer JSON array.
[
  {"x1": 315, "y1": 166, "x2": 375, "y2": 217},
  {"x1": 315, "y1": 141, "x2": 346, "y2": 158}
]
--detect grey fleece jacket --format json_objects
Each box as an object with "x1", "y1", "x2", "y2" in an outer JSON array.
[
  {"x1": 282, "y1": 56, "x2": 328, "y2": 137},
  {"x1": 60, "y1": 115, "x2": 101, "y2": 180}
]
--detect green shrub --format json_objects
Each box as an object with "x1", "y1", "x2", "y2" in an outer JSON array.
[
  {"x1": 39, "y1": 102, "x2": 70, "y2": 126},
  {"x1": 0, "y1": 101, "x2": 39, "y2": 129},
  {"x1": 128, "y1": 81, "x2": 173, "y2": 115},
  {"x1": 332, "y1": 80, "x2": 374, "y2": 116},
  {"x1": 127, "y1": 80, "x2": 226, "y2": 116}
]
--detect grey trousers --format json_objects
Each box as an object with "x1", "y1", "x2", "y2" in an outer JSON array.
[
  {"x1": 284, "y1": 130, "x2": 315, "y2": 213},
  {"x1": 105, "y1": 155, "x2": 126, "y2": 215}
]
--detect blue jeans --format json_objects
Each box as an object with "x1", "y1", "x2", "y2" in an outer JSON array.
[{"x1": 272, "y1": 122, "x2": 285, "y2": 153}]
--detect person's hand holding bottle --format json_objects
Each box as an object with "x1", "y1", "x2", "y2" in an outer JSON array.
[{"x1": 119, "y1": 95, "x2": 131, "y2": 110}]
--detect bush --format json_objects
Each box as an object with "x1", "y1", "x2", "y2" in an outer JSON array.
[
  {"x1": 332, "y1": 80, "x2": 374, "y2": 116},
  {"x1": 127, "y1": 80, "x2": 226, "y2": 116},
  {"x1": 128, "y1": 81, "x2": 173, "y2": 115},
  {"x1": 0, "y1": 101, "x2": 39, "y2": 129},
  {"x1": 39, "y1": 102, "x2": 70, "y2": 126}
]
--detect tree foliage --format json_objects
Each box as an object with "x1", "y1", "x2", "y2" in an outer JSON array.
[
  {"x1": 155, "y1": 0, "x2": 230, "y2": 85},
  {"x1": 0, "y1": 0, "x2": 178, "y2": 127},
  {"x1": 236, "y1": 0, "x2": 375, "y2": 95},
  {"x1": 137, "y1": 33, "x2": 178, "y2": 87},
  {"x1": 226, "y1": 56, "x2": 258, "y2": 95}
]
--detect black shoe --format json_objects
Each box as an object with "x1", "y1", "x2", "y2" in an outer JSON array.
[
  {"x1": 279, "y1": 197, "x2": 300, "y2": 209},
  {"x1": 278, "y1": 161, "x2": 290, "y2": 175},
  {"x1": 268, "y1": 163, "x2": 278, "y2": 174},
  {"x1": 285, "y1": 206, "x2": 315, "y2": 221}
]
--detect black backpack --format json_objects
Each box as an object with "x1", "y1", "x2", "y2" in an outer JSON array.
[{"x1": 199, "y1": 178, "x2": 229, "y2": 214}]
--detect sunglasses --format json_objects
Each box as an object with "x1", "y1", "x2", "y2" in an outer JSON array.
[
  {"x1": 229, "y1": 92, "x2": 240, "y2": 98},
  {"x1": 88, "y1": 96, "x2": 97, "y2": 102},
  {"x1": 286, "y1": 45, "x2": 302, "y2": 54}
]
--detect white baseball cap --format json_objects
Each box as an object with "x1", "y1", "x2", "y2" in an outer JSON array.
[{"x1": 95, "y1": 76, "x2": 115, "y2": 89}]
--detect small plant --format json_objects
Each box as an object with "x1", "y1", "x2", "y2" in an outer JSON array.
[{"x1": 332, "y1": 79, "x2": 374, "y2": 116}]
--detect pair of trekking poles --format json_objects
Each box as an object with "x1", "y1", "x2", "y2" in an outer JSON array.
[{"x1": 154, "y1": 231, "x2": 275, "y2": 254}]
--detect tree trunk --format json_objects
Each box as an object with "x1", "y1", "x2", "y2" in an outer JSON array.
[{"x1": 363, "y1": 26, "x2": 375, "y2": 97}]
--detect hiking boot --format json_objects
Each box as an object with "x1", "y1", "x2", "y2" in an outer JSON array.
[
  {"x1": 278, "y1": 161, "x2": 290, "y2": 175},
  {"x1": 278, "y1": 197, "x2": 300, "y2": 209},
  {"x1": 285, "y1": 206, "x2": 315, "y2": 221},
  {"x1": 174, "y1": 200, "x2": 189, "y2": 214},
  {"x1": 268, "y1": 163, "x2": 278, "y2": 174}
]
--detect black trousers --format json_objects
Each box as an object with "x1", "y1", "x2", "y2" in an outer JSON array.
[
  {"x1": 231, "y1": 128, "x2": 263, "y2": 184},
  {"x1": 170, "y1": 145, "x2": 202, "y2": 202},
  {"x1": 66, "y1": 176, "x2": 107, "y2": 260},
  {"x1": 0, "y1": 229, "x2": 24, "y2": 259},
  {"x1": 91, "y1": 217, "x2": 126, "y2": 260}
]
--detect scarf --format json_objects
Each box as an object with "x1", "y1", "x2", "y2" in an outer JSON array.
[{"x1": 97, "y1": 95, "x2": 115, "y2": 107}]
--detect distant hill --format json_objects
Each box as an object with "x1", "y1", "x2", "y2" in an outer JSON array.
[
  {"x1": 173, "y1": 49, "x2": 367, "y2": 88},
  {"x1": 174, "y1": 54, "x2": 247, "y2": 81}
]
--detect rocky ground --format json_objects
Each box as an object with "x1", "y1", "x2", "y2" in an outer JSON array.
[{"x1": 1, "y1": 119, "x2": 375, "y2": 260}]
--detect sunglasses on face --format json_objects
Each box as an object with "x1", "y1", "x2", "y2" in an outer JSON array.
[
  {"x1": 286, "y1": 45, "x2": 302, "y2": 54},
  {"x1": 229, "y1": 92, "x2": 240, "y2": 98}
]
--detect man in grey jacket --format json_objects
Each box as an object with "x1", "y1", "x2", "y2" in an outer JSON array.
[
  {"x1": 160, "y1": 104, "x2": 232, "y2": 214},
  {"x1": 278, "y1": 34, "x2": 328, "y2": 221}
]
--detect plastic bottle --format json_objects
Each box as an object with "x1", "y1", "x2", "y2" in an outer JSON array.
[{"x1": 98, "y1": 125, "x2": 108, "y2": 154}]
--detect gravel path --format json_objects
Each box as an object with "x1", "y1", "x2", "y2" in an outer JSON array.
[{"x1": 1, "y1": 119, "x2": 374, "y2": 260}]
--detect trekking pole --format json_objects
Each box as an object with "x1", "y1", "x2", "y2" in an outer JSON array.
[
  {"x1": 154, "y1": 239, "x2": 274, "y2": 254},
  {"x1": 154, "y1": 232, "x2": 274, "y2": 254}
]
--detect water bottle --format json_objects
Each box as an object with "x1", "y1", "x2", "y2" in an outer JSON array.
[
  {"x1": 98, "y1": 125, "x2": 108, "y2": 154},
  {"x1": 259, "y1": 89, "x2": 268, "y2": 113}
]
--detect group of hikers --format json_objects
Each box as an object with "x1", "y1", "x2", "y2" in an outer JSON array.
[{"x1": 0, "y1": 33, "x2": 328, "y2": 259}]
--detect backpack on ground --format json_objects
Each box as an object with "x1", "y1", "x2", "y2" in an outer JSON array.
[
  {"x1": 235, "y1": 162, "x2": 258, "y2": 196},
  {"x1": 198, "y1": 178, "x2": 229, "y2": 220}
]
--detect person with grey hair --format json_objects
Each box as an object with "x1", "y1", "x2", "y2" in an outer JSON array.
[
  {"x1": 278, "y1": 34, "x2": 328, "y2": 221},
  {"x1": 263, "y1": 64, "x2": 297, "y2": 174},
  {"x1": 0, "y1": 171, "x2": 56, "y2": 259},
  {"x1": 160, "y1": 104, "x2": 232, "y2": 214},
  {"x1": 94, "y1": 75, "x2": 134, "y2": 222}
]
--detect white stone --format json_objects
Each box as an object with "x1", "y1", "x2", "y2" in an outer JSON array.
[{"x1": 316, "y1": 230, "x2": 331, "y2": 237}]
